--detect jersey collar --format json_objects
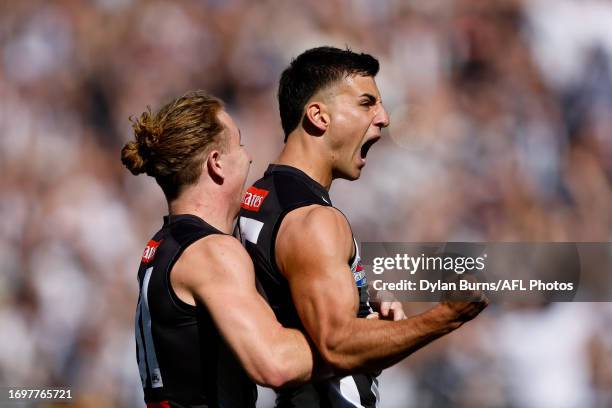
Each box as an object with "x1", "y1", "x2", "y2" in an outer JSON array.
[{"x1": 265, "y1": 164, "x2": 332, "y2": 205}]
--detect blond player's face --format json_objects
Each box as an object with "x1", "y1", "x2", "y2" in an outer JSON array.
[
  {"x1": 217, "y1": 110, "x2": 252, "y2": 208},
  {"x1": 326, "y1": 75, "x2": 390, "y2": 180}
]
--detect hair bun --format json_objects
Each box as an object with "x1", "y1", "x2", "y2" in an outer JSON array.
[
  {"x1": 121, "y1": 140, "x2": 146, "y2": 175},
  {"x1": 122, "y1": 108, "x2": 164, "y2": 176}
]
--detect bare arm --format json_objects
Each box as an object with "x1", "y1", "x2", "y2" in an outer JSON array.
[
  {"x1": 275, "y1": 205, "x2": 487, "y2": 374},
  {"x1": 172, "y1": 234, "x2": 325, "y2": 388}
]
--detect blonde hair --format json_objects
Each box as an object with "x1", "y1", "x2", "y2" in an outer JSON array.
[{"x1": 121, "y1": 91, "x2": 225, "y2": 200}]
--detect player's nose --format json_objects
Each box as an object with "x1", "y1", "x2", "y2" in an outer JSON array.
[{"x1": 374, "y1": 104, "x2": 390, "y2": 129}]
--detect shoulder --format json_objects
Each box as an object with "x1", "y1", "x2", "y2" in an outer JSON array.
[
  {"x1": 178, "y1": 234, "x2": 253, "y2": 284},
  {"x1": 283, "y1": 205, "x2": 351, "y2": 236},
  {"x1": 277, "y1": 205, "x2": 353, "y2": 264}
]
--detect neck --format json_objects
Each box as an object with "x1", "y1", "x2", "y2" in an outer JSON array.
[
  {"x1": 276, "y1": 129, "x2": 333, "y2": 190},
  {"x1": 168, "y1": 184, "x2": 236, "y2": 234}
]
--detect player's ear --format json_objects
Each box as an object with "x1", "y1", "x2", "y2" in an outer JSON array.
[
  {"x1": 206, "y1": 149, "x2": 224, "y2": 184},
  {"x1": 304, "y1": 101, "x2": 330, "y2": 134}
]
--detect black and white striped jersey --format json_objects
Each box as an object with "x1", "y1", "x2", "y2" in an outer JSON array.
[
  {"x1": 135, "y1": 214, "x2": 256, "y2": 408},
  {"x1": 237, "y1": 164, "x2": 379, "y2": 408}
]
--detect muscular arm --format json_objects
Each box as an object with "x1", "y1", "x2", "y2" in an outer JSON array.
[
  {"x1": 275, "y1": 206, "x2": 486, "y2": 374},
  {"x1": 172, "y1": 234, "x2": 325, "y2": 388}
]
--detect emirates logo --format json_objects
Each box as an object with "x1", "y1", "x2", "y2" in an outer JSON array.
[{"x1": 241, "y1": 186, "x2": 269, "y2": 212}]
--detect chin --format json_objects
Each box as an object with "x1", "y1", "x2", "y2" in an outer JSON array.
[
  {"x1": 353, "y1": 163, "x2": 366, "y2": 179},
  {"x1": 332, "y1": 165, "x2": 362, "y2": 181},
  {"x1": 342, "y1": 171, "x2": 362, "y2": 181}
]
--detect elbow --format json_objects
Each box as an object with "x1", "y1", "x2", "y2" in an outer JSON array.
[
  {"x1": 315, "y1": 324, "x2": 370, "y2": 375},
  {"x1": 253, "y1": 359, "x2": 301, "y2": 389},
  {"x1": 258, "y1": 370, "x2": 291, "y2": 389},
  {"x1": 317, "y1": 343, "x2": 356, "y2": 375},
  {"x1": 267, "y1": 362, "x2": 299, "y2": 388}
]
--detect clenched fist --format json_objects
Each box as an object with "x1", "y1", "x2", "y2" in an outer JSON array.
[{"x1": 439, "y1": 273, "x2": 489, "y2": 325}]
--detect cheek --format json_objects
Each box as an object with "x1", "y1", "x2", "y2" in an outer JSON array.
[
  {"x1": 337, "y1": 111, "x2": 370, "y2": 139},
  {"x1": 236, "y1": 153, "x2": 250, "y2": 183},
  {"x1": 334, "y1": 110, "x2": 360, "y2": 132},
  {"x1": 344, "y1": 105, "x2": 371, "y2": 123},
  {"x1": 241, "y1": 152, "x2": 250, "y2": 171}
]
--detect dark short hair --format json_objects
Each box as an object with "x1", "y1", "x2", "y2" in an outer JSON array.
[{"x1": 278, "y1": 46, "x2": 379, "y2": 141}]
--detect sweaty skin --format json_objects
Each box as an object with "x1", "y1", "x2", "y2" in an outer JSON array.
[
  {"x1": 166, "y1": 109, "x2": 329, "y2": 389},
  {"x1": 275, "y1": 205, "x2": 487, "y2": 374},
  {"x1": 273, "y1": 73, "x2": 486, "y2": 375},
  {"x1": 171, "y1": 234, "x2": 324, "y2": 388}
]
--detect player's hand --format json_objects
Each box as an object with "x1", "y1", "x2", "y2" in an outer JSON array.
[
  {"x1": 439, "y1": 273, "x2": 488, "y2": 324},
  {"x1": 371, "y1": 290, "x2": 407, "y2": 321},
  {"x1": 440, "y1": 298, "x2": 488, "y2": 324},
  {"x1": 379, "y1": 301, "x2": 407, "y2": 321}
]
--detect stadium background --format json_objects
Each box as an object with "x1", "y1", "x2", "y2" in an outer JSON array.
[{"x1": 1, "y1": 0, "x2": 611, "y2": 406}]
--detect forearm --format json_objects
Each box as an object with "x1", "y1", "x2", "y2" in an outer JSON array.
[
  {"x1": 276, "y1": 208, "x2": 480, "y2": 376},
  {"x1": 272, "y1": 328, "x2": 315, "y2": 386},
  {"x1": 252, "y1": 325, "x2": 333, "y2": 388},
  {"x1": 323, "y1": 305, "x2": 459, "y2": 374}
]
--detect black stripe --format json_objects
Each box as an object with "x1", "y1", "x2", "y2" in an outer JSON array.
[{"x1": 354, "y1": 374, "x2": 378, "y2": 407}]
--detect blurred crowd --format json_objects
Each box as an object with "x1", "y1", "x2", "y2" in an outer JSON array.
[{"x1": 0, "y1": 0, "x2": 611, "y2": 407}]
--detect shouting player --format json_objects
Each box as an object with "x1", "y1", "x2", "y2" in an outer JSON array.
[
  {"x1": 238, "y1": 47, "x2": 488, "y2": 407},
  {"x1": 122, "y1": 91, "x2": 324, "y2": 407}
]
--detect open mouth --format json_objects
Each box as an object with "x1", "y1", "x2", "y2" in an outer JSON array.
[{"x1": 360, "y1": 136, "x2": 381, "y2": 159}]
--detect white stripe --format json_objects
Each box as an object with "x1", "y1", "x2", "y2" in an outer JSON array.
[
  {"x1": 339, "y1": 376, "x2": 364, "y2": 407},
  {"x1": 350, "y1": 238, "x2": 360, "y2": 271},
  {"x1": 371, "y1": 377, "x2": 380, "y2": 407},
  {"x1": 141, "y1": 267, "x2": 163, "y2": 388},
  {"x1": 135, "y1": 297, "x2": 147, "y2": 387},
  {"x1": 239, "y1": 217, "x2": 264, "y2": 244}
]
